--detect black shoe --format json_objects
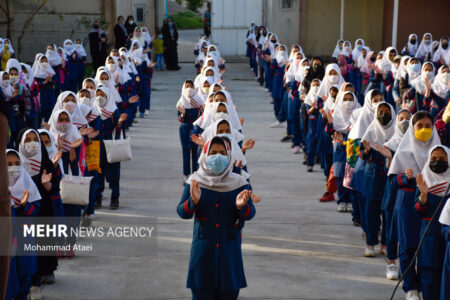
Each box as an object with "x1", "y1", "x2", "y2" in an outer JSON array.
[
  {"x1": 280, "y1": 136, "x2": 291, "y2": 143},
  {"x1": 307, "y1": 166, "x2": 313, "y2": 172},
  {"x1": 110, "y1": 196, "x2": 119, "y2": 210},
  {"x1": 315, "y1": 157, "x2": 321, "y2": 164},
  {"x1": 94, "y1": 196, "x2": 102, "y2": 209},
  {"x1": 302, "y1": 160, "x2": 307, "y2": 165},
  {"x1": 353, "y1": 220, "x2": 361, "y2": 227}
]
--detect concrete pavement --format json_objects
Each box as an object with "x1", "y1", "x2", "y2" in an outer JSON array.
[{"x1": 39, "y1": 61, "x2": 403, "y2": 299}]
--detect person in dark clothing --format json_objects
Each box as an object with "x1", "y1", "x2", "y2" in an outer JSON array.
[
  {"x1": 203, "y1": 2, "x2": 212, "y2": 38},
  {"x1": 162, "y1": 18, "x2": 181, "y2": 70},
  {"x1": 124, "y1": 16, "x2": 137, "y2": 37},
  {"x1": 114, "y1": 16, "x2": 128, "y2": 50},
  {"x1": 88, "y1": 20, "x2": 107, "y2": 75}
]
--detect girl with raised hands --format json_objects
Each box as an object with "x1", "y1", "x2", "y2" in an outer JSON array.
[
  {"x1": 370, "y1": 47, "x2": 397, "y2": 107},
  {"x1": 177, "y1": 80, "x2": 203, "y2": 185},
  {"x1": 415, "y1": 33, "x2": 434, "y2": 63},
  {"x1": 388, "y1": 111, "x2": 441, "y2": 299},
  {"x1": 177, "y1": 136, "x2": 258, "y2": 300},
  {"x1": 45, "y1": 43, "x2": 65, "y2": 96},
  {"x1": 17, "y1": 128, "x2": 60, "y2": 294},
  {"x1": 6, "y1": 149, "x2": 41, "y2": 300},
  {"x1": 415, "y1": 145, "x2": 449, "y2": 300}
]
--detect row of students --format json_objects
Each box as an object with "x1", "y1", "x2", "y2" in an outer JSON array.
[
  {"x1": 175, "y1": 42, "x2": 259, "y2": 299},
  {"x1": 3, "y1": 33, "x2": 156, "y2": 299},
  {"x1": 246, "y1": 23, "x2": 449, "y2": 300}
]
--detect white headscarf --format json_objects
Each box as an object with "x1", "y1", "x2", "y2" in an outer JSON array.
[
  {"x1": 18, "y1": 129, "x2": 42, "y2": 177},
  {"x1": 201, "y1": 119, "x2": 247, "y2": 167},
  {"x1": 33, "y1": 55, "x2": 56, "y2": 79},
  {"x1": 187, "y1": 136, "x2": 248, "y2": 192},
  {"x1": 141, "y1": 27, "x2": 152, "y2": 45},
  {"x1": 45, "y1": 44, "x2": 62, "y2": 67},
  {"x1": 304, "y1": 79, "x2": 322, "y2": 106},
  {"x1": 294, "y1": 58, "x2": 310, "y2": 83},
  {"x1": 432, "y1": 37, "x2": 449, "y2": 64},
  {"x1": 316, "y1": 63, "x2": 345, "y2": 99},
  {"x1": 361, "y1": 102, "x2": 396, "y2": 150},
  {"x1": 352, "y1": 39, "x2": 365, "y2": 60},
  {"x1": 74, "y1": 40, "x2": 87, "y2": 57},
  {"x1": 94, "y1": 86, "x2": 118, "y2": 120},
  {"x1": 431, "y1": 65, "x2": 450, "y2": 99},
  {"x1": 0, "y1": 71, "x2": 13, "y2": 98},
  {"x1": 275, "y1": 44, "x2": 288, "y2": 67},
  {"x1": 406, "y1": 58, "x2": 422, "y2": 85},
  {"x1": 94, "y1": 67, "x2": 122, "y2": 103},
  {"x1": 176, "y1": 81, "x2": 204, "y2": 109},
  {"x1": 395, "y1": 56, "x2": 410, "y2": 81},
  {"x1": 49, "y1": 109, "x2": 82, "y2": 153},
  {"x1": 388, "y1": 113, "x2": 441, "y2": 175},
  {"x1": 332, "y1": 91, "x2": 360, "y2": 133},
  {"x1": 384, "y1": 109, "x2": 412, "y2": 152},
  {"x1": 415, "y1": 33, "x2": 433, "y2": 59},
  {"x1": 348, "y1": 90, "x2": 385, "y2": 140},
  {"x1": 199, "y1": 100, "x2": 241, "y2": 131},
  {"x1": 20, "y1": 63, "x2": 34, "y2": 87},
  {"x1": 378, "y1": 46, "x2": 397, "y2": 72},
  {"x1": 332, "y1": 40, "x2": 344, "y2": 58},
  {"x1": 197, "y1": 77, "x2": 214, "y2": 104},
  {"x1": 63, "y1": 39, "x2": 75, "y2": 56},
  {"x1": 3, "y1": 38, "x2": 14, "y2": 54},
  {"x1": 421, "y1": 145, "x2": 450, "y2": 198},
  {"x1": 37, "y1": 129, "x2": 64, "y2": 172},
  {"x1": 49, "y1": 91, "x2": 88, "y2": 129},
  {"x1": 411, "y1": 62, "x2": 435, "y2": 94},
  {"x1": 6, "y1": 149, "x2": 41, "y2": 208},
  {"x1": 402, "y1": 34, "x2": 418, "y2": 56}
]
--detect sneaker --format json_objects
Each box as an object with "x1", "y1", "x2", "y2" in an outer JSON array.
[
  {"x1": 292, "y1": 146, "x2": 301, "y2": 154},
  {"x1": 270, "y1": 121, "x2": 284, "y2": 128},
  {"x1": 319, "y1": 192, "x2": 335, "y2": 202},
  {"x1": 29, "y1": 286, "x2": 42, "y2": 300},
  {"x1": 88, "y1": 214, "x2": 96, "y2": 220},
  {"x1": 337, "y1": 202, "x2": 347, "y2": 212},
  {"x1": 345, "y1": 203, "x2": 353, "y2": 213},
  {"x1": 379, "y1": 245, "x2": 388, "y2": 256},
  {"x1": 386, "y1": 264, "x2": 399, "y2": 280},
  {"x1": 280, "y1": 136, "x2": 291, "y2": 143},
  {"x1": 41, "y1": 272, "x2": 55, "y2": 284},
  {"x1": 364, "y1": 246, "x2": 376, "y2": 257},
  {"x1": 405, "y1": 290, "x2": 420, "y2": 300},
  {"x1": 144, "y1": 109, "x2": 150, "y2": 116}
]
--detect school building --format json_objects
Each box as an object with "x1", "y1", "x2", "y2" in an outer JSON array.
[{"x1": 0, "y1": 0, "x2": 167, "y2": 62}]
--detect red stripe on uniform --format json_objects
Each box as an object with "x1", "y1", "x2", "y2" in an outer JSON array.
[
  {"x1": 241, "y1": 205, "x2": 251, "y2": 218},
  {"x1": 183, "y1": 199, "x2": 195, "y2": 214}
]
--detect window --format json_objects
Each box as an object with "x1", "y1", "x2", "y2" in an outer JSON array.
[
  {"x1": 134, "y1": 5, "x2": 145, "y2": 23},
  {"x1": 280, "y1": 0, "x2": 293, "y2": 9}
]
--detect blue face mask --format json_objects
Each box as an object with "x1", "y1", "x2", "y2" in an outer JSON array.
[
  {"x1": 206, "y1": 154, "x2": 228, "y2": 174},
  {"x1": 357, "y1": 44, "x2": 363, "y2": 51},
  {"x1": 409, "y1": 63, "x2": 420, "y2": 73},
  {"x1": 158, "y1": 34, "x2": 163, "y2": 39}
]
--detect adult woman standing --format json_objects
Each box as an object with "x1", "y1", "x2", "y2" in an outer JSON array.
[
  {"x1": 177, "y1": 136, "x2": 258, "y2": 299},
  {"x1": 162, "y1": 18, "x2": 180, "y2": 70}
]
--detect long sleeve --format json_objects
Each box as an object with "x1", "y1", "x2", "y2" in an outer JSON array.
[{"x1": 177, "y1": 184, "x2": 197, "y2": 219}]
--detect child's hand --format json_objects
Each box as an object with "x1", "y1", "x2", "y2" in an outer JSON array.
[
  {"x1": 405, "y1": 168, "x2": 414, "y2": 180},
  {"x1": 129, "y1": 95, "x2": 139, "y2": 103},
  {"x1": 21, "y1": 190, "x2": 29, "y2": 206}
]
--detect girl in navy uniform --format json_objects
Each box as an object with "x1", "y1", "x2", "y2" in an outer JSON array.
[
  {"x1": 31, "y1": 55, "x2": 56, "y2": 125},
  {"x1": 6, "y1": 149, "x2": 41, "y2": 300},
  {"x1": 388, "y1": 111, "x2": 441, "y2": 299},
  {"x1": 360, "y1": 102, "x2": 396, "y2": 257},
  {"x1": 177, "y1": 80, "x2": 203, "y2": 184},
  {"x1": 415, "y1": 145, "x2": 449, "y2": 300},
  {"x1": 270, "y1": 44, "x2": 288, "y2": 127},
  {"x1": 45, "y1": 44, "x2": 64, "y2": 97},
  {"x1": 63, "y1": 40, "x2": 80, "y2": 93},
  {"x1": 377, "y1": 109, "x2": 411, "y2": 280},
  {"x1": 415, "y1": 33, "x2": 433, "y2": 63},
  {"x1": 177, "y1": 136, "x2": 257, "y2": 300},
  {"x1": 74, "y1": 39, "x2": 87, "y2": 91},
  {"x1": 93, "y1": 86, "x2": 128, "y2": 209},
  {"x1": 401, "y1": 34, "x2": 418, "y2": 57},
  {"x1": 370, "y1": 47, "x2": 396, "y2": 107}
]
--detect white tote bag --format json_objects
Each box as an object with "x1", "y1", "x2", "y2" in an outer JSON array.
[
  {"x1": 60, "y1": 168, "x2": 93, "y2": 206},
  {"x1": 103, "y1": 129, "x2": 132, "y2": 163}
]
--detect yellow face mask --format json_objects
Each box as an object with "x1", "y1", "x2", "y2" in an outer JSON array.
[{"x1": 414, "y1": 128, "x2": 432, "y2": 142}]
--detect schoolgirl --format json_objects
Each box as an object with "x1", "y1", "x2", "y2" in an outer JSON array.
[
  {"x1": 415, "y1": 33, "x2": 434, "y2": 63},
  {"x1": 31, "y1": 55, "x2": 56, "y2": 125},
  {"x1": 402, "y1": 34, "x2": 418, "y2": 56},
  {"x1": 45, "y1": 44, "x2": 65, "y2": 97}
]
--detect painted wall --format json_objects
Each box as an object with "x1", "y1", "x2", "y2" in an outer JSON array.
[{"x1": 265, "y1": 0, "x2": 300, "y2": 47}]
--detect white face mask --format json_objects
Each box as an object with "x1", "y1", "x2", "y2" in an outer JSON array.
[
  {"x1": 62, "y1": 101, "x2": 77, "y2": 114},
  {"x1": 106, "y1": 63, "x2": 116, "y2": 72},
  {"x1": 129, "y1": 20, "x2": 134, "y2": 25},
  {"x1": 9, "y1": 75, "x2": 19, "y2": 84},
  {"x1": 342, "y1": 101, "x2": 354, "y2": 111},
  {"x1": 46, "y1": 146, "x2": 54, "y2": 156},
  {"x1": 278, "y1": 50, "x2": 286, "y2": 56},
  {"x1": 46, "y1": 49, "x2": 55, "y2": 56},
  {"x1": 8, "y1": 166, "x2": 22, "y2": 182},
  {"x1": 80, "y1": 97, "x2": 91, "y2": 106},
  {"x1": 329, "y1": 75, "x2": 339, "y2": 84},
  {"x1": 205, "y1": 76, "x2": 214, "y2": 82},
  {"x1": 440, "y1": 72, "x2": 450, "y2": 84},
  {"x1": 215, "y1": 112, "x2": 229, "y2": 120},
  {"x1": 202, "y1": 86, "x2": 210, "y2": 94},
  {"x1": 24, "y1": 141, "x2": 40, "y2": 156},
  {"x1": 371, "y1": 101, "x2": 380, "y2": 109},
  {"x1": 56, "y1": 122, "x2": 71, "y2": 134},
  {"x1": 96, "y1": 96, "x2": 107, "y2": 107},
  {"x1": 183, "y1": 87, "x2": 195, "y2": 98},
  {"x1": 1, "y1": 79, "x2": 10, "y2": 87},
  {"x1": 311, "y1": 85, "x2": 319, "y2": 94},
  {"x1": 423, "y1": 71, "x2": 433, "y2": 79},
  {"x1": 100, "y1": 80, "x2": 109, "y2": 87},
  {"x1": 41, "y1": 62, "x2": 49, "y2": 70}
]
